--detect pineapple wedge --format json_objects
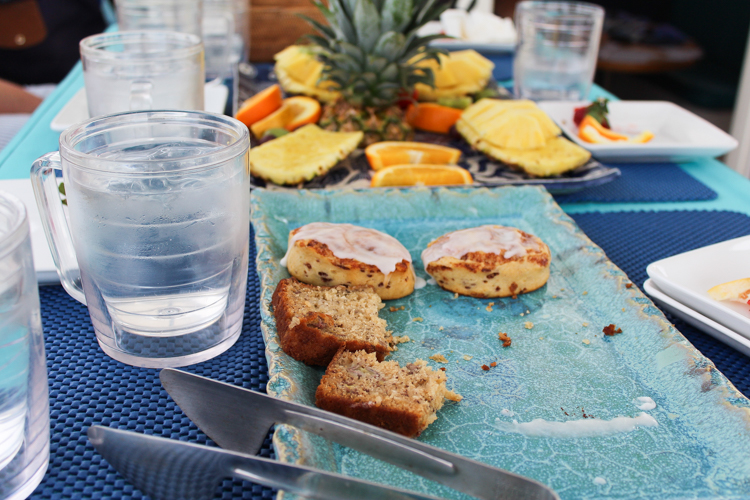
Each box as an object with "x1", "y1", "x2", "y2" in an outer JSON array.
[
  {"x1": 274, "y1": 46, "x2": 340, "y2": 103},
  {"x1": 475, "y1": 136, "x2": 592, "y2": 177},
  {"x1": 414, "y1": 50, "x2": 494, "y2": 100},
  {"x1": 456, "y1": 98, "x2": 590, "y2": 176},
  {"x1": 249, "y1": 124, "x2": 363, "y2": 185}
]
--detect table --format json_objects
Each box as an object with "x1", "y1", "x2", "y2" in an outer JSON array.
[{"x1": 2, "y1": 64, "x2": 750, "y2": 500}]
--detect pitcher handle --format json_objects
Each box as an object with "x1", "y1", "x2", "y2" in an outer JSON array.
[{"x1": 30, "y1": 152, "x2": 86, "y2": 305}]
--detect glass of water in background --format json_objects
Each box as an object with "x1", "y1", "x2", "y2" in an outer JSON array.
[
  {"x1": 203, "y1": 0, "x2": 249, "y2": 115},
  {"x1": 30, "y1": 111, "x2": 251, "y2": 368},
  {"x1": 115, "y1": 0, "x2": 203, "y2": 37},
  {"x1": 513, "y1": 1, "x2": 604, "y2": 101},
  {"x1": 0, "y1": 192, "x2": 49, "y2": 500},
  {"x1": 80, "y1": 31, "x2": 205, "y2": 118}
]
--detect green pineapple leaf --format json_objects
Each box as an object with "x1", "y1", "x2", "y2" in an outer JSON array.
[
  {"x1": 373, "y1": 31, "x2": 406, "y2": 61},
  {"x1": 381, "y1": 0, "x2": 412, "y2": 33},
  {"x1": 353, "y1": 0, "x2": 381, "y2": 52},
  {"x1": 298, "y1": 13, "x2": 336, "y2": 41}
]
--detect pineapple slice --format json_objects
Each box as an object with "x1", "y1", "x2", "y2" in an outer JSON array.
[
  {"x1": 274, "y1": 45, "x2": 340, "y2": 102},
  {"x1": 482, "y1": 109, "x2": 561, "y2": 149},
  {"x1": 413, "y1": 49, "x2": 494, "y2": 100},
  {"x1": 483, "y1": 111, "x2": 548, "y2": 150},
  {"x1": 456, "y1": 97, "x2": 589, "y2": 176},
  {"x1": 476, "y1": 136, "x2": 591, "y2": 177},
  {"x1": 249, "y1": 124, "x2": 363, "y2": 185}
]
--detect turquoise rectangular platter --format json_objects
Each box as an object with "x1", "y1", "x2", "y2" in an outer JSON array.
[{"x1": 250, "y1": 186, "x2": 750, "y2": 500}]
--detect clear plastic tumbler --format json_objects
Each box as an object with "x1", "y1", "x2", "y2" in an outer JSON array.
[
  {"x1": 80, "y1": 31, "x2": 205, "y2": 118},
  {"x1": 31, "y1": 111, "x2": 250, "y2": 368},
  {"x1": 513, "y1": 1, "x2": 604, "y2": 101},
  {"x1": 115, "y1": 0, "x2": 203, "y2": 37},
  {"x1": 0, "y1": 192, "x2": 49, "y2": 500}
]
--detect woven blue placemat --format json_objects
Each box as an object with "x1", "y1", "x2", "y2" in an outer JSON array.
[
  {"x1": 570, "y1": 210, "x2": 750, "y2": 394},
  {"x1": 555, "y1": 163, "x2": 717, "y2": 203},
  {"x1": 30, "y1": 209, "x2": 750, "y2": 499},
  {"x1": 31, "y1": 231, "x2": 276, "y2": 500}
]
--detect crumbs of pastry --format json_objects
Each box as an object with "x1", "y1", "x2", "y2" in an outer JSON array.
[
  {"x1": 625, "y1": 283, "x2": 633, "y2": 289},
  {"x1": 524, "y1": 321, "x2": 534, "y2": 329},
  {"x1": 486, "y1": 302, "x2": 495, "y2": 312},
  {"x1": 453, "y1": 292, "x2": 459, "y2": 299},
  {"x1": 438, "y1": 326, "x2": 444, "y2": 331},
  {"x1": 392, "y1": 335, "x2": 411, "y2": 344},
  {"x1": 582, "y1": 339, "x2": 590, "y2": 345},
  {"x1": 445, "y1": 390, "x2": 462, "y2": 402},
  {"x1": 429, "y1": 354, "x2": 448, "y2": 363},
  {"x1": 412, "y1": 317, "x2": 423, "y2": 322},
  {"x1": 582, "y1": 322, "x2": 589, "y2": 327},
  {"x1": 463, "y1": 355, "x2": 473, "y2": 361},
  {"x1": 389, "y1": 305, "x2": 405, "y2": 312},
  {"x1": 498, "y1": 332, "x2": 511, "y2": 347},
  {"x1": 603, "y1": 324, "x2": 622, "y2": 336},
  {"x1": 582, "y1": 291, "x2": 588, "y2": 295}
]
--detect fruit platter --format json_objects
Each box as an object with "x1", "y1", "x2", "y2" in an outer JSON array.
[{"x1": 235, "y1": 0, "x2": 620, "y2": 193}]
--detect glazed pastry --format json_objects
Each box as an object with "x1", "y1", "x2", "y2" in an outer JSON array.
[
  {"x1": 421, "y1": 225, "x2": 550, "y2": 298},
  {"x1": 281, "y1": 222, "x2": 415, "y2": 300}
]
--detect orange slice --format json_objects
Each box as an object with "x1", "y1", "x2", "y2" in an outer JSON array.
[
  {"x1": 370, "y1": 164, "x2": 473, "y2": 187},
  {"x1": 364, "y1": 141, "x2": 462, "y2": 171},
  {"x1": 578, "y1": 115, "x2": 654, "y2": 144},
  {"x1": 708, "y1": 278, "x2": 750, "y2": 303},
  {"x1": 250, "y1": 96, "x2": 321, "y2": 138},
  {"x1": 235, "y1": 84, "x2": 283, "y2": 127},
  {"x1": 406, "y1": 102, "x2": 463, "y2": 134}
]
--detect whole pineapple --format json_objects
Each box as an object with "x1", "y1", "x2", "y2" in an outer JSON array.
[{"x1": 302, "y1": 0, "x2": 449, "y2": 145}]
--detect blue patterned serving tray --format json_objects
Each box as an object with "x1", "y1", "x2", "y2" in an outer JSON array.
[
  {"x1": 250, "y1": 132, "x2": 620, "y2": 194},
  {"x1": 251, "y1": 186, "x2": 750, "y2": 500}
]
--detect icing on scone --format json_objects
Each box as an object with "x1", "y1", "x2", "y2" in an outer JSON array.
[
  {"x1": 281, "y1": 222, "x2": 411, "y2": 276},
  {"x1": 421, "y1": 225, "x2": 542, "y2": 269}
]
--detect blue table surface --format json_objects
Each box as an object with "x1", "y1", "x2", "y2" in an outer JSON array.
[{"x1": 3, "y1": 60, "x2": 750, "y2": 500}]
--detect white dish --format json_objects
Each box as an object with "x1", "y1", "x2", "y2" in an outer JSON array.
[
  {"x1": 0, "y1": 180, "x2": 59, "y2": 285},
  {"x1": 430, "y1": 39, "x2": 515, "y2": 54},
  {"x1": 644, "y1": 279, "x2": 750, "y2": 358},
  {"x1": 538, "y1": 100, "x2": 738, "y2": 162},
  {"x1": 646, "y1": 235, "x2": 750, "y2": 337},
  {"x1": 50, "y1": 83, "x2": 230, "y2": 132}
]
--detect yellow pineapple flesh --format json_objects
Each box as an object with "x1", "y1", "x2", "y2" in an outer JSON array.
[
  {"x1": 456, "y1": 98, "x2": 590, "y2": 176},
  {"x1": 248, "y1": 124, "x2": 363, "y2": 185},
  {"x1": 413, "y1": 50, "x2": 494, "y2": 101},
  {"x1": 274, "y1": 45, "x2": 340, "y2": 102}
]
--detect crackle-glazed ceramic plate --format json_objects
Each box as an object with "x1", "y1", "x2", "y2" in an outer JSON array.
[{"x1": 251, "y1": 186, "x2": 750, "y2": 500}]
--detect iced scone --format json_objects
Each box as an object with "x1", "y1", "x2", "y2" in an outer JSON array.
[
  {"x1": 421, "y1": 225, "x2": 550, "y2": 298},
  {"x1": 281, "y1": 222, "x2": 415, "y2": 300}
]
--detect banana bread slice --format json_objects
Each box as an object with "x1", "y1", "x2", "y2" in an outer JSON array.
[
  {"x1": 272, "y1": 278, "x2": 393, "y2": 366},
  {"x1": 316, "y1": 349, "x2": 462, "y2": 437}
]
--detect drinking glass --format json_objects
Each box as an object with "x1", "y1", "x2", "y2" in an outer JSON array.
[
  {"x1": 0, "y1": 192, "x2": 49, "y2": 500},
  {"x1": 115, "y1": 0, "x2": 203, "y2": 37},
  {"x1": 80, "y1": 31, "x2": 205, "y2": 118},
  {"x1": 30, "y1": 111, "x2": 251, "y2": 368},
  {"x1": 513, "y1": 1, "x2": 604, "y2": 101},
  {"x1": 203, "y1": 0, "x2": 249, "y2": 115}
]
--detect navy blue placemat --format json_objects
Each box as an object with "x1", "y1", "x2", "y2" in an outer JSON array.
[
  {"x1": 30, "y1": 210, "x2": 750, "y2": 499},
  {"x1": 570, "y1": 210, "x2": 750, "y2": 394},
  {"x1": 31, "y1": 229, "x2": 276, "y2": 500},
  {"x1": 555, "y1": 163, "x2": 717, "y2": 203}
]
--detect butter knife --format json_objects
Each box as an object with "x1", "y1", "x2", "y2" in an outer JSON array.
[{"x1": 160, "y1": 368, "x2": 559, "y2": 500}]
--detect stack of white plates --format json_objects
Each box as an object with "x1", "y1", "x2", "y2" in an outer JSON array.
[{"x1": 645, "y1": 235, "x2": 750, "y2": 357}]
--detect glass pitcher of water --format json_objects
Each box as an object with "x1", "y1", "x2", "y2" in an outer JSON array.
[{"x1": 31, "y1": 110, "x2": 250, "y2": 368}]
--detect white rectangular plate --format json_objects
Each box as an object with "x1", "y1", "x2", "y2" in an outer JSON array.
[
  {"x1": 644, "y1": 278, "x2": 750, "y2": 358},
  {"x1": 538, "y1": 100, "x2": 738, "y2": 163},
  {"x1": 646, "y1": 235, "x2": 750, "y2": 337}
]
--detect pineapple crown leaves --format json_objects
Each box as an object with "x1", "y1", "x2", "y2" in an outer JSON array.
[{"x1": 300, "y1": 0, "x2": 449, "y2": 108}]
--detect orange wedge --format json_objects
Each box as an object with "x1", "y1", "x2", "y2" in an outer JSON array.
[
  {"x1": 578, "y1": 115, "x2": 654, "y2": 144},
  {"x1": 370, "y1": 164, "x2": 473, "y2": 187},
  {"x1": 406, "y1": 102, "x2": 463, "y2": 134},
  {"x1": 364, "y1": 141, "x2": 462, "y2": 171},
  {"x1": 235, "y1": 84, "x2": 283, "y2": 127},
  {"x1": 250, "y1": 96, "x2": 321, "y2": 138}
]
